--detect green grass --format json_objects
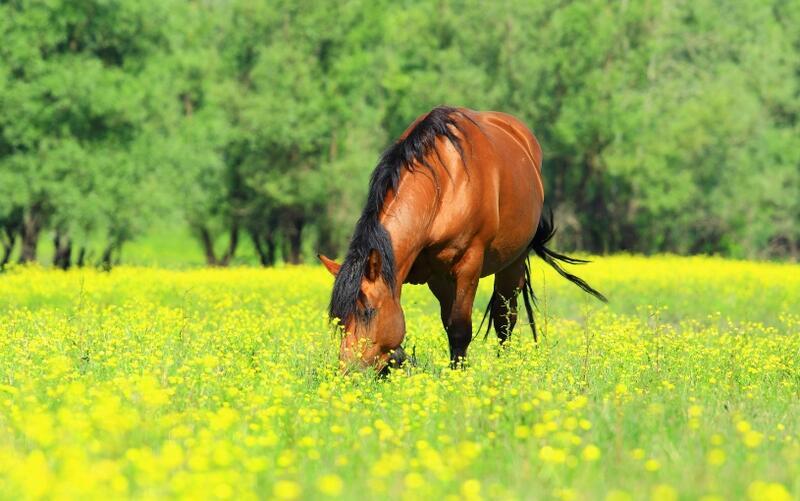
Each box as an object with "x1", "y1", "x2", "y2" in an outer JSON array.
[{"x1": 0, "y1": 257, "x2": 798, "y2": 500}]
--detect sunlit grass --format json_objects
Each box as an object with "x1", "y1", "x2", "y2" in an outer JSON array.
[{"x1": 0, "y1": 256, "x2": 798, "y2": 500}]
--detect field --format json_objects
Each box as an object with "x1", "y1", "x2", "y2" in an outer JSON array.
[{"x1": 0, "y1": 256, "x2": 798, "y2": 500}]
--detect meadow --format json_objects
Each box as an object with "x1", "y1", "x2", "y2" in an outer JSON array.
[{"x1": 0, "y1": 256, "x2": 798, "y2": 500}]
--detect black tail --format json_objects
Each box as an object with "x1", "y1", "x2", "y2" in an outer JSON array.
[
  {"x1": 530, "y1": 208, "x2": 607, "y2": 304},
  {"x1": 479, "y1": 208, "x2": 607, "y2": 342}
]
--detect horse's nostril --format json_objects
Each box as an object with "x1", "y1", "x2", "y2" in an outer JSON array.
[{"x1": 387, "y1": 346, "x2": 408, "y2": 368}]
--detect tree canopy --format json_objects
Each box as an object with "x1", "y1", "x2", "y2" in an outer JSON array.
[{"x1": 1, "y1": 0, "x2": 798, "y2": 268}]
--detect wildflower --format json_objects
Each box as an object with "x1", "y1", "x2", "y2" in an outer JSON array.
[
  {"x1": 747, "y1": 481, "x2": 791, "y2": 501},
  {"x1": 644, "y1": 459, "x2": 661, "y2": 472},
  {"x1": 274, "y1": 480, "x2": 301, "y2": 500},
  {"x1": 651, "y1": 484, "x2": 678, "y2": 501},
  {"x1": 706, "y1": 449, "x2": 725, "y2": 466},
  {"x1": 688, "y1": 405, "x2": 703, "y2": 418},
  {"x1": 582, "y1": 445, "x2": 601, "y2": 461},
  {"x1": 404, "y1": 473, "x2": 425, "y2": 489},
  {"x1": 539, "y1": 446, "x2": 567, "y2": 464},
  {"x1": 317, "y1": 474, "x2": 343, "y2": 496},
  {"x1": 743, "y1": 431, "x2": 763, "y2": 448},
  {"x1": 461, "y1": 479, "x2": 481, "y2": 500}
]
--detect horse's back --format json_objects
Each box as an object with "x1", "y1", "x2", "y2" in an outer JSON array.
[
  {"x1": 461, "y1": 109, "x2": 544, "y2": 274},
  {"x1": 405, "y1": 107, "x2": 545, "y2": 279},
  {"x1": 472, "y1": 110, "x2": 543, "y2": 173}
]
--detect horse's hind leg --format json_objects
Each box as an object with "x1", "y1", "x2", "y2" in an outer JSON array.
[{"x1": 491, "y1": 254, "x2": 528, "y2": 343}]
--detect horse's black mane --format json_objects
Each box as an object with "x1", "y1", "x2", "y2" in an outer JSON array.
[{"x1": 329, "y1": 106, "x2": 470, "y2": 323}]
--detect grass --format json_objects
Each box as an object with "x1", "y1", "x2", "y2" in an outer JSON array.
[{"x1": 0, "y1": 256, "x2": 798, "y2": 500}]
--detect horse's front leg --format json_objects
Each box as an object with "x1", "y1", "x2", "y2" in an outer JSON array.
[{"x1": 444, "y1": 248, "x2": 483, "y2": 368}]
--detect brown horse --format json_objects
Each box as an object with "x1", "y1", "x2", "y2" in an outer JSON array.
[{"x1": 319, "y1": 106, "x2": 605, "y2": 371}]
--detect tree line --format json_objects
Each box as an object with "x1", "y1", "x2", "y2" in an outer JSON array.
[{"x1": 1, "y1": 0, "x2": 798, "y2": 269}]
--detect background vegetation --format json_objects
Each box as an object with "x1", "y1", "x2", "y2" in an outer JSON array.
[{"x1": 2, "y1": 0, "x2": 799, "y2": 269}]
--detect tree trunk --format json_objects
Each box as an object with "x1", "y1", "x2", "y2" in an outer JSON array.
[
  {"x1": 218, "y1": 224, "x2": 239, "y2": 266},
  {"x1": 285, "y1": 217, "x2": 304, "y2": 265},
  {"x1": 198, "y1": 226, "x2": 219, "y2": 266},
  {"x1": 250, "y1": 229, "x2": 274, "y2": 267},
  {"x1": 76, "y1": 247, "x2": 87, "y2": 268},
  {"x1": 1, "y1": 244, "x2": 11, "y2": 268},
  {"x1": 197, "y1": 224, "x2": 241, "y2": 267},
  {"x1": 99, "y1": 243, "x2": 114, "y2": 271},
  {"x1": 1, "y1": 227, "x2": 15, "y2": 268},
  {"x1": 53, "y1": 231, "x2": 72, "y2": 270},
  {"x1": 265, "y1": 234, "x2": 276, "y2": 267},
  {"x1": 18, "y1": 208, "x2": 42, "y2": 264},
  {"x1": 317, "y1": 221, "x2": 339, "y2": 259}
]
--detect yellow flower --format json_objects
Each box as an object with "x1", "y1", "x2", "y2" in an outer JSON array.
[
  {"x1": 22, "y1": 412, "x2": 55, "y2": 447},
  {"x1": 404, "y1": 473, "x2": 425, "y2": 489},
  {"x1": 18, "y1": 450, "x2": 53, "y2": 498},
  {"x1": 556, "y1": 488, "x2": 577, "y2": 501},
  {"x1": 317, "y1": 474, "x2": 343, "y2": 496},
  {"x1": 539, "y1": 446, "x2": 567, "y2": 464},
  {"x1": 651, "y1": 484, "x2": 678, "y2": 501},
  {"x1": 743, "y1": 431, "x2": 763, "y2": 448},
  {"x1": 274, "y1": 480, "x2": 302, "y2": 500},
  {"x1": 582, "y1": 445, "x2": 601, "y2": 461},
  {"x1": 160, "y1": 441, "x2": 184, "y2": 469},
  {"x1": 461, "y1": 479, "x2": 482, "y2": 500},
  {"x1": 567, "y1": 396, "x2": 588, "y2": 410},
  {"x1": 644, "y1": 459, "x2": 661, "y2": 472},
  {"x1": 706, "y1": 449, "x2": 725, "y2": 466},
  {"x1": 747, "y1": 481, "x2": 791, "y2": 501}
]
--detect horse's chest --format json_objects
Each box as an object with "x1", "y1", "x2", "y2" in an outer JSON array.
[
  {"x1": 405, "y1": 252, "x2": 437, "y2": 284},
  {"x1": 405, "y1": 245, "x2": 466, "y2": 285}
]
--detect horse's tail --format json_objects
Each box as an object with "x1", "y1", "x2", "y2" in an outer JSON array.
[
  {"x1": 479, "y1": 208, "x2": 606, "y2": 342},
  {"x1": 530, "y1": 208, "x2": 607, "y2": 303}
]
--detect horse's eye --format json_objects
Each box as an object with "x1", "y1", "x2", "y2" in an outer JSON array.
[{"x1": 358, "y1": 306, "x2": 376, "y2": 323}]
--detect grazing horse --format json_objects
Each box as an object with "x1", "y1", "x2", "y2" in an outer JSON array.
[{"x1": 319, "y1": 106, "x2": 605, "y2": 371}]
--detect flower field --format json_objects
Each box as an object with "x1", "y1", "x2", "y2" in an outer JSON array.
[{"x1": 0, "y1": 256, "x2": 798, "y2": 500}]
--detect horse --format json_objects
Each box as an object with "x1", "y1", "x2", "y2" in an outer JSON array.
[{"x1": 318, "y1": 106, "x2": 606, "y2": 371}]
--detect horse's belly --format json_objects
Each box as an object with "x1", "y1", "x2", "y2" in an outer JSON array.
[{"x1": 480, "y1": 230, "x2": 536, "y2": 277}]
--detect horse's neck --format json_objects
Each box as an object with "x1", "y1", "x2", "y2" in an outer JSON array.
[{"x1": 379, "y1": 171, "x2": 439, "y2": 287}]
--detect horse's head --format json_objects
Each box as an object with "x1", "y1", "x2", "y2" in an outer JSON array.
[{"x1": 319, "y1": 252, "x2": 407, "y2": 372}]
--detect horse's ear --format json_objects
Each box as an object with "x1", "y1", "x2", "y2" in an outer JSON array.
[
  {"x1": 365, "y1": 249, "x2": 382, "y2": 282},
  {"x1": 318, "y1": 254, "x2": 341, "y2": 276}
]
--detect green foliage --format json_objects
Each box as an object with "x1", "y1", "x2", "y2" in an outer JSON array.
[
  {"x1": 1, "y1": 0, "x2": 798, "y2": 266},
  {"x1": 0, "y1": 0, "x2": 181, "y2": 265}
]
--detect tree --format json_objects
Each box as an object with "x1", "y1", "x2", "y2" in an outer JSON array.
[{"x1": 0, "y1": 0, "x2": 182, "y2": 267}]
